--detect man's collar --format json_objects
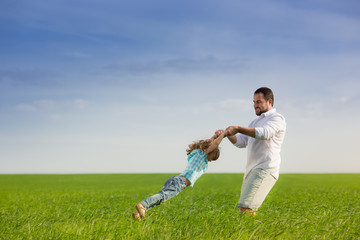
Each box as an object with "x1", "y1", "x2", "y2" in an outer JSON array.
[{"x1": 260, "y1": 108, "x2": 276, "y2": 117}]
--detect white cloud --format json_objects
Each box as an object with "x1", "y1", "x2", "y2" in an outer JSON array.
[
  {"x1": 219, "y1": 98, "x2": 252, "y2": 111},
  {"x1": 103, "y1": 56, "x2": 248, "y2": 75},
  {"x1": 191, "y1": 99, "x2": 252, "y2": 115},
  {"x1": 191, "y1": 104, "x2": 216, "y2": 115},
  {"x1": 16, "y1": 99, "x2": 56, "y2": 112},
  {"x1": 33, "y1": 100, "x2": 56, "y2": 110},
  {"x1": 49, "y1": 114, "x2": 61, "y2": 120},
  {"x1": 334, "y1": 97, "x2": 349, "y2": 104},
  {"x1": 16, "y1": 104, "x2": 36, "y2": 111},
  {"x1": 73, "y1": 99, "x2": 89, "y2": 109},
  {"x1": 15, "y1": 99, "x2": 90, "y2": 114}
]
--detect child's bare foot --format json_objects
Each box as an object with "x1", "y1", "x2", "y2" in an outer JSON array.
[
  {"x1": 132, "y1": 210, "x2": 141, "y2": 220},
  {"x1": 136, "y1": 202, "x2": 146, "y2": 219}
]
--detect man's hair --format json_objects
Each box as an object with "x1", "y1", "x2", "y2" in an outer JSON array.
[{"x1": 254, "y1": 87, "x2": 274, "y2": 106}]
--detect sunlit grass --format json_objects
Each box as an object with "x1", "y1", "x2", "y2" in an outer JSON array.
[{"x1": 1, "y1": 174, "x2": 359, "y2": 239}]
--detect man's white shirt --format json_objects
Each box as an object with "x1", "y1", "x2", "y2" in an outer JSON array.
[{"x1": 234, "y1": 108, "x2": 286, "y2": 179}]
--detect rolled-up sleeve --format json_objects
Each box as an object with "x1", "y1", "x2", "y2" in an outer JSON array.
[
  {"x1": 234, "y1": 133, "x2": 248, "y2": 148},
  {"x1": 255, "y1": 115, "x2": 286, "y2": 140}
]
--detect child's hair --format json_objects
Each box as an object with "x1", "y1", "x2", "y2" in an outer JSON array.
[
  {"x1": 186, "y1": 139, "x2": 212, "y2": 155},
  {"x1": 210, "y1": 148, "x2": 220, "y2": 161},
  {"x1": 186, "y1": 139, "x2": 221, "y2": 161}
]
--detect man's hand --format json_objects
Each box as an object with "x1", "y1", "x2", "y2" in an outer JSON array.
[
  {"x1": 225, "y1": 126, "x2": 239, "y2": 137},
  {"x1": 225, "y1": 126, "x2": 256, "y2": 139}
]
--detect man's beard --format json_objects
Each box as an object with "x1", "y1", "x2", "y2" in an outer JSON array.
[{"x1": 255, "y1": 108, "x2": 268, "y2": 116}]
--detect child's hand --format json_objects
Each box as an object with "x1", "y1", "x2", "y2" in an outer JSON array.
[
  {"x1": 215, "y1": 129, "x2": 225, "y2": 137},
  {"x1": 206, "y1": 130, "x2": 225, "y2": 155},
  {"x1": 211, "y1": 129, "x2": 224, "y2": 140}
]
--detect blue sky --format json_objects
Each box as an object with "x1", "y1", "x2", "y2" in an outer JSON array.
[{"x1": 1, "y1": 0, "x2": 359, "y2": 173}]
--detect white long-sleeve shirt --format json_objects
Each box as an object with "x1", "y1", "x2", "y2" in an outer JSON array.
[{"x1": 234, "y1": 108, "x2": 286, "y2": 179}]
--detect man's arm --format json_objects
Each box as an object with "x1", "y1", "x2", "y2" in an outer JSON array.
[
  {"x1": 214, "y1": 128, "x2": 244, "y2": 144},
  {"x1": 226, "y1": 135, "x2": 237, "y2": 144},
  {"x1": 225, "y1": 126, "x2": 256, "y2": 142}
]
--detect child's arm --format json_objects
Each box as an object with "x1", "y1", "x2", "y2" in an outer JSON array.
[
  {"x1": 205, "y1": 132, "x2": 225, "y2": 155},
  {"x1": 210, "y1": 129, "x2": 225, "y2": 140}
]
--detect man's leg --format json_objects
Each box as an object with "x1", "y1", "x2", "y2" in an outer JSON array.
[{"x1": 238, "y1": 168, "x2": 277, "y2": 215}]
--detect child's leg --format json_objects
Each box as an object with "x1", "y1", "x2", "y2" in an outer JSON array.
[{"x1": 140, "y1": 176, "x2": 187, "y2": 210}]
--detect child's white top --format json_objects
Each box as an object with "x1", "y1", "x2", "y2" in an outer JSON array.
[{"x1": 180, "y1": 149, "x2": 208, "y2": 187}]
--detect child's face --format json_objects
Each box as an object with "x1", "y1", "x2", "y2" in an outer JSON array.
[{"x1": 207, "y1": 148, "x2": 220, "y2": 161}]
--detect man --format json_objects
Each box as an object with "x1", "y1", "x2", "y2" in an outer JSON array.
[{"x1": 219, "y1": 87, "x2": 286, "y2": 216}]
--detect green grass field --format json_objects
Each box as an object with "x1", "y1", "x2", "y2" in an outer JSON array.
[{"x1": 1, "y1": 173, "x2": 359, "y2": 239}]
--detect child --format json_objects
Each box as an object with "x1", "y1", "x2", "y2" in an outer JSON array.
[{"x1": 132, "y1": 131, "x2": 225, "y2": 220}]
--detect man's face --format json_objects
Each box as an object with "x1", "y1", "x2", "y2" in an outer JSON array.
[{"x1": 253, "y1": 93, "x2": 272, "y2": 116}]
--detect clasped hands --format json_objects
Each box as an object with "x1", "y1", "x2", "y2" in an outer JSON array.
[{"x1": 214, "y1": 126, "x2": 239, "y2": 138}]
